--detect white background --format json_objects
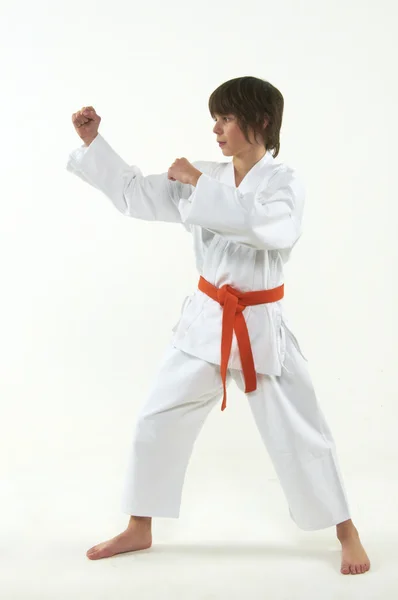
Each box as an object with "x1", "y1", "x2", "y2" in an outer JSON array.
[{"x1": 1, "y1": 0, "x2": 397, "y2": 597}]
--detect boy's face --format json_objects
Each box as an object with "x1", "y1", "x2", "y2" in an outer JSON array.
[{"x1": 212, "y1": 113, "x2": 263, "y2": 156}]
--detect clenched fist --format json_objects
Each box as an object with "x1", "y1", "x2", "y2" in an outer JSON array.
[
  {"x1": 168, "y1": 157, "x2": 202, "y2": 186},
  {"x1": 72, "y1": 106, "x2": 101, "y2": 146}
]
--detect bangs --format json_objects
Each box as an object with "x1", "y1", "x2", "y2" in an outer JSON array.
[{"x1": 208, "y1": 83, "x2": 240, "y2": 119}]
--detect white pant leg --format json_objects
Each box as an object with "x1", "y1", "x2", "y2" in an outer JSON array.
[
  {"x1": 231, "y1": 329, "x2": 351, "y2": 530},
  {"x1": 121, "y1": 343, "x2": 228, "y2": 518}
]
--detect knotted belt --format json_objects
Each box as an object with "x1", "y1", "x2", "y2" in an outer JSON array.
[{"x1": 198, "y1": 276, "x2": 284, "y2": 411}]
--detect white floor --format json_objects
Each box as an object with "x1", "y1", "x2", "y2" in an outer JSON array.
[{"x1": 2, "y1": 398, "x2": 397, "y2": 600}]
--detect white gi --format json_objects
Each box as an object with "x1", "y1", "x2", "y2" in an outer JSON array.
[{"x1": 66, "y1": 134, "x2": 351, "y2": 530}]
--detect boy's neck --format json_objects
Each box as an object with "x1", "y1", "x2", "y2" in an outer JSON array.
[{"x1": 233, "y1": 147, "x2": 267, "y2": 183}]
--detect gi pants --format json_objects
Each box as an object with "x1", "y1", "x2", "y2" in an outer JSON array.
[{"x1": 120, "y1": 329, "x2": 351, "y2": 530}]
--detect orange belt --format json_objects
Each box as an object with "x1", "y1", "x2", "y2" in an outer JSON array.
[{"x1": 198, "y1": 276, "x2": 284, "y2": 411}]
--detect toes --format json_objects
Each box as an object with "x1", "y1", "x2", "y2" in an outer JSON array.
[
  {"x1": 342, "y1": 562, "x2": 370, "y2": 575},
  {"x1": 87, "y1": 548, "x2": 107, "y2": 560},
  {"x1": 341, "y1": 564, "x2": 350, "y2": 575},
  {"x1": 87, "y1": 545, "x2": 103, "y2": 559},
  {"x1": 352, "y1": 564, "x2": 363, "y2": 575}
]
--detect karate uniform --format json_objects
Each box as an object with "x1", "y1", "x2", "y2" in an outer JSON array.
[{"x1": 66, "y1": 134, "x2": 351, "y2": 530}]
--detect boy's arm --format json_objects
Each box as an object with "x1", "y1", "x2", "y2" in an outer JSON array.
[
  {"x1": 178, "y1": 166, "x2": 305, "y2": 250},
  {"x1": 66, "y1": 133, "x2": 186, "y2": 224}
]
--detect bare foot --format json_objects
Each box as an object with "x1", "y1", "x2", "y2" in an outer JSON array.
[
  {"x1": 337, "y1": 521, "x2": 370, "y2": 575},
  {"x1": 86, "y1": 517, "x2": 152, "y2": 560}
]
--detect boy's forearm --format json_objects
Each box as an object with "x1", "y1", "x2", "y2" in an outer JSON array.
[
  {"x1": 83, "y1": 133, "x2": 99, "y2": 147},
  {"x1": 189, "y1": 169, "x2": 203, "y2": 187}
]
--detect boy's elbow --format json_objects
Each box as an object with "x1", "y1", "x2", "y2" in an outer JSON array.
[{"x1": 252, "y1": 220, "x2": 301, "y2": 251}]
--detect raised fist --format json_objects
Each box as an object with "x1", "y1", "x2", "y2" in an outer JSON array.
[{"x1": 72, "y1": 106, "x2": 101, "y2": 145}]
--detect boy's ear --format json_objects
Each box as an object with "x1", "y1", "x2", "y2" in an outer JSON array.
[{"x1": 263, "y1": 117, "x2": 269, "y2": 129}]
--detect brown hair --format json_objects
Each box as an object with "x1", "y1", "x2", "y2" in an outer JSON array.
[{"x1": 208, "y1": 76, "x2": 284, "y2": 158}]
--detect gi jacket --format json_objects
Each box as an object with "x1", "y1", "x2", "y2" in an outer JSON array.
[{"x1": 66, "y1": 134, "x2": 306, "y2": 375}]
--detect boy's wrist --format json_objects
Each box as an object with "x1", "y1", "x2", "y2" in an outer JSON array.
[
  {"x1": 82, "y1": 133, "x2": 98, "y2": 147},
  {"x1": 189, "y1": 169, "x2": 202, "y2": 187}
]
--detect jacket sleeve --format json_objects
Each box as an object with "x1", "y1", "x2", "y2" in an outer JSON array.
[
  {"x1": 66, "y1": 133, "x2": 188, "y2": 225},
  {"x1": 178, "y1": 165, "x2": 305, "y2": 250}
]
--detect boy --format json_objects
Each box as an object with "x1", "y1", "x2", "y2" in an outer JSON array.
[{"x1": 67, "y1": 76, "x2": 370, "y2": 575}]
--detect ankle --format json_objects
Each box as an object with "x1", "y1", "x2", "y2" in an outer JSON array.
[
  {"x1": 336, "y1": 519, "x2": 358, "y2": 540},
  {"x1": 128, "y1": 516, "x2": 152, "y2": 530}
]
